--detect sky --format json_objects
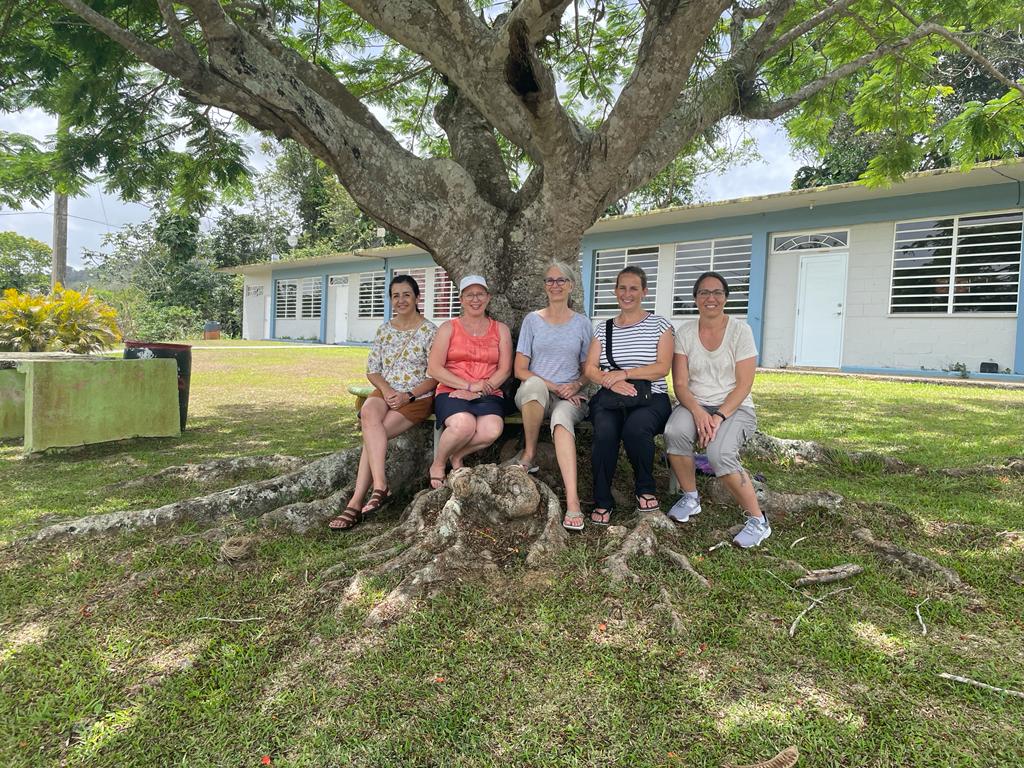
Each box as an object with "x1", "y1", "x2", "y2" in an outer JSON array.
[{"x1": 0, "y1": 109, "x2": 802, "y2": 269}]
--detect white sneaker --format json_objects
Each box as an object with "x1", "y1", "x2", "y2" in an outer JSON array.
[
  {"x1": 733, "y1": 513, "x2": 771, "y2": 548},
  {"x1": 668, "y1": 494, "x2": 701, "y2": 523}
]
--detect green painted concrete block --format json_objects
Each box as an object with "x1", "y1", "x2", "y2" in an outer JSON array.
[
  {"x1": 0, "y1": 369, "x2": 26, "y2": 439},
  {"x1": 21, "y1": 358, "x2": 180, "y2": 453}
]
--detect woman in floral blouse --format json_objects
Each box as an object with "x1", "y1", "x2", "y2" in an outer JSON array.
[{"x1": 329, "y1": 274, "x2": 437, "y2": 530}]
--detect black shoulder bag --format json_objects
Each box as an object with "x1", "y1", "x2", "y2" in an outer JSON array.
[{"x1": 601, "y1": 318, "x2": 653, "y2": 409}]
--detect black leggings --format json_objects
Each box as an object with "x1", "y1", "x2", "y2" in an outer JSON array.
[{"x1": 590, "y1": 391, "x2": 671, "y2": 510}]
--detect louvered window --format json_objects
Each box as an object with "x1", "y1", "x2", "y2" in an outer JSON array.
[
  {"x1": 673, "y1": 236, "x2": 752, "y2": 316},
  {"x1": 357, "y1": 271, "x2": 386, "y2": 318},
  {"x1": 591, "y1": 246, "x2": 659, "y2": 318},
  {"x1": 890, "y1": 211, "x2": 1022, "y2": 313},
  {"x1": 432, "y1": 268, "x2": 459, "y2": 319}
]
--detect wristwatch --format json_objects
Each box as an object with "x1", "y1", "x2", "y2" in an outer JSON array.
[
  {"x1": 406, "y1": 391, "x2": 416, "y2": 400},
  {"x1": 711, "y1": 409, "x2": 726, "y2": 421}
]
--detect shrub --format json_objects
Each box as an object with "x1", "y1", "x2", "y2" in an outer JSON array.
[
  {"x1": 0, "y1": 284, "x2": 121, "y2": 353},
  {"x1": 0, "y1": 289, "x2": 53, "y2": 351}
]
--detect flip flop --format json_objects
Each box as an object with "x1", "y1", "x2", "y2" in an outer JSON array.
[
  {"x1": 635, "y1": 494, "x2": 660, "y2": 513},
  {"x1": 562, "y1": 509, "x2": 585, "y2": 531},
  {"x1": 590, "y1": 508, "x2": 611, "y2": 526}
]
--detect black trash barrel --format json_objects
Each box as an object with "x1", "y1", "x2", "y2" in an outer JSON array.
[{"x1": 123, "y1": 341, "x2": 193, "y2": 431}]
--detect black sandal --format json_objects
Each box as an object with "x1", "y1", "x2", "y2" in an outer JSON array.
[
  {"x1": 590, "y1": 508, "x2": 611, "y2": 526},
  {"x1": 635, "y1": 494, "x2": 660, "y2": 513}
]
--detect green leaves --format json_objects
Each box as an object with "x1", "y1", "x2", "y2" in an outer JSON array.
[{"x1": 0, "y1": 284, "x2": 121, "y2": 353}]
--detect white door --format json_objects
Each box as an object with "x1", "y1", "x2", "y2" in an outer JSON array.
[
  {"x1": 794, "y1": 252, "x2": 847, "y2": 367},
  {"x1": 330, "y1": 276, "x2": 349, "y2": 343},
  {"x1": 243, "y1": 285, "x2": 265, "y2": 340}
]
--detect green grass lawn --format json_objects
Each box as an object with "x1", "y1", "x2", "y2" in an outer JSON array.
[{"x1": 1, "y1": 350, "x2": 1022, "y2": 767}]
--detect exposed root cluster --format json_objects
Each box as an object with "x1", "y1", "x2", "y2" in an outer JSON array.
[{"x1": 343, "y1": 464, "x2": 568, "y2": 626}]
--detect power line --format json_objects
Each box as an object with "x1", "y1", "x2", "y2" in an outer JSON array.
[{"x1": 0, "y1": 210, "x2": 123, "y2": 228}]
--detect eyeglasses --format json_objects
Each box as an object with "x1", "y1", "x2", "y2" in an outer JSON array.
[
  {"x1": 462, "y1": 292, "x2": 488, "y2": 300},
  {"x1": 696, "y1": 289, "x2": 726, "y2": 298},
  {"x1": 543, "y1": 277, "x2": 570, "y2": 286}
]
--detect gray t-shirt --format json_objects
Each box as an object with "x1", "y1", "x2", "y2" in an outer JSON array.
[{"x1": 516, "y1": 310, "x2": 593, "y2": 385}]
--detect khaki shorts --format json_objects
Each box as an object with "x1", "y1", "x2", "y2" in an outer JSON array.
[
  {"x1": 514, "y1": 375, "x2": 588, "y2": 437},
  {"x1": 664, "y1": 404, "x2": 756, "y2": 477}
]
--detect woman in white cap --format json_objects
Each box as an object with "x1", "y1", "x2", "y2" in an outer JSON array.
[
  {"x1": 513, "y1": 261, "x2": 594, "y2": 530},
  {"x1": 427, "y1": 275, "x2": 513, "y2": 488}
]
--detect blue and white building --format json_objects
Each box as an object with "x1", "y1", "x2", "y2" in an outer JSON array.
[{"x1": 226, "y1": 160, "x2": 1024, "y2": 379}]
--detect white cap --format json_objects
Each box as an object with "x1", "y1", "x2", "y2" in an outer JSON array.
[{"x1": 458, "y1": 275, "x2": 488, "y2": 292}]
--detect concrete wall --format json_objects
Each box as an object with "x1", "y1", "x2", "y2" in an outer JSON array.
[
  {"x1": 22, "y1": 359, "x2": 180, "y2": 453},
  {"x1": 760, "y1": 249, "x2": 800, "y2": 367},
  {"x1": 0, "y1": 369, "x2": 26, "y2": 439},
  {"x1": 274, "y1": 318, "x2": 321, "y2": 341},
  {"x1": 841, "y1": 221, "x2": 1016, "y2": 372}
]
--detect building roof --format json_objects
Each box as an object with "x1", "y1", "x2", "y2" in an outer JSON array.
[{"x1": 221, "y1": 158, "x2": 1024, "y2": 276}]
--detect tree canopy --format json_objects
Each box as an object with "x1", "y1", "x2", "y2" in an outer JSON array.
[
  {"x1": 3, "y1": 1, "x2": 1023, "y2": 318},
  {"x1": 0, "y1": 230, "x2": 51, "y2": 292}
]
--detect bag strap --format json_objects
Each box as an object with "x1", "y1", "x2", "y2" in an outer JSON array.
[{"x1": 605, "y1": 318, "x2": 622, "y2": 371}]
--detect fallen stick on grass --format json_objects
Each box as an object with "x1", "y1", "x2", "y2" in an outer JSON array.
[
  {"x1": 789, "y1": 536, "x2": 809, "y2": 549},
  {"x1": 789, "y1": 586, "x2": 854, "y2": 638},
  {"x1": 938, "y1": 672, "x2": 1024, "y2": 699},
  {"x1": 915, "y1": 597, "x2": 930, "y2": 636},
  {"x1": 793, "y1": 563, "x2": 863, "y2": 587},
  {"x1": 194, "y1": 616, "x2": 266, "y2": 623}
]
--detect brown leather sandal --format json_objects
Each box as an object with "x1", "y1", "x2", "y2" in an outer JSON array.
[
  {"x1": 328, "y1": 506, "x2": 364, "y2": 531},
  {"x1": 362, "y1": 487, "x2": 392, "y2": 514}
]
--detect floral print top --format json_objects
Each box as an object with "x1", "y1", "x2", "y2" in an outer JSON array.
[{"x1": 366, "y1": 318, "x2": 438, "y2": 391}]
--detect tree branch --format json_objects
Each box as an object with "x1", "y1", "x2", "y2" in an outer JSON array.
[
  {"x1": 434, "y1": 81, "x2": 517, "y2": 211},
  {"x1": 496, "y1": 0, "x2": 573, "y2": 45},
  {"x1": 54, "y1": 0, "x2": 191, "y2": 76},
  {"x1": 155, "y1": 0, "x2": 199, "y2": 63},
  {"x1": 585, "y1": 0, "x2": 731, "y2": 204},
  {"x1": 917, "y1": 22, "x2": 1024, "y2": 98},
  {"x1": 743, "y1": 24, "x2": 935, "y2": 119},
  {"x1": 762, "y1": 0, "x2": 862, "y2": 62}
]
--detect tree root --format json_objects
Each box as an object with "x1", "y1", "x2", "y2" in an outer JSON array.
[
  {"x1": 744, "y1": 432, "x2": 914, "y2": 473},
  {"x1": 727, "y1": 745, "x2": 799, "y2": 768},
  {"x1": 118, "y1": 455, "x2": 306, "y2": 489},
  {"x1": 603, "y1": 510, "x2": 676, "y2": 584},
  {"x1": 656, "y1": 586, "x2": 685, "y2": 634},
  {"x1": 662, "y1": 547, "x2": 710, "y2": 589},
  {"x1": 851, "y1": 528, "x2": 964, "y2": 589},
  {"x1": 940, "y1": 457, "x2": 1024, "y2": 477},
  {"x1": 707, "y1": 479, "x2": 844, "y2": 519},
  {"x1": 20, "y1": 430, "x2": 431, "y2": 544},
  {"x1": 793, "y1": 563, "x2": 863, "y2": 587},
  {"x1": 341, "y1": 465, "x2": 568, "y2": 627}
]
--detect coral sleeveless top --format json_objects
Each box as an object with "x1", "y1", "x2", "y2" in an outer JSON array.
[{"x1": 436, "y1": 317, "x2": 501, "y2": 395}]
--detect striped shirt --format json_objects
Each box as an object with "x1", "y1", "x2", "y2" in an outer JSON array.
[{"x1": 595, "y1": 313, "x2": 674, "y2": 394}]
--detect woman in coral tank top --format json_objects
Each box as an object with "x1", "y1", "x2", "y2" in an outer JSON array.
[{"x1": 427, "y1": 275, "x2": 513, "y2": 489}]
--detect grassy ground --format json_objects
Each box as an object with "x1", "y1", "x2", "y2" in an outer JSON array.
[{"x1": 1, "y1": 348, "x2": 1022, "y2": 767}]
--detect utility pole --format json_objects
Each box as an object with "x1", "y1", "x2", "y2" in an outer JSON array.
[{"x1": 51, "y1": 190, "x2": 68, "y2": 290}]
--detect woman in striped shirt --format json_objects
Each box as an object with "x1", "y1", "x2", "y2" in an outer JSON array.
[{"x1": 583, "y1": 266, "x2": 674, "y2": 525}]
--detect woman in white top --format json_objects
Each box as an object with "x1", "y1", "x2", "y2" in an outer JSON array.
[
  {"x1": 583, "y1": 266, "x2": 674, "y2": 526},
  {"x1": 664, "y1": 271, "x2": 770, "y2": 548}
]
